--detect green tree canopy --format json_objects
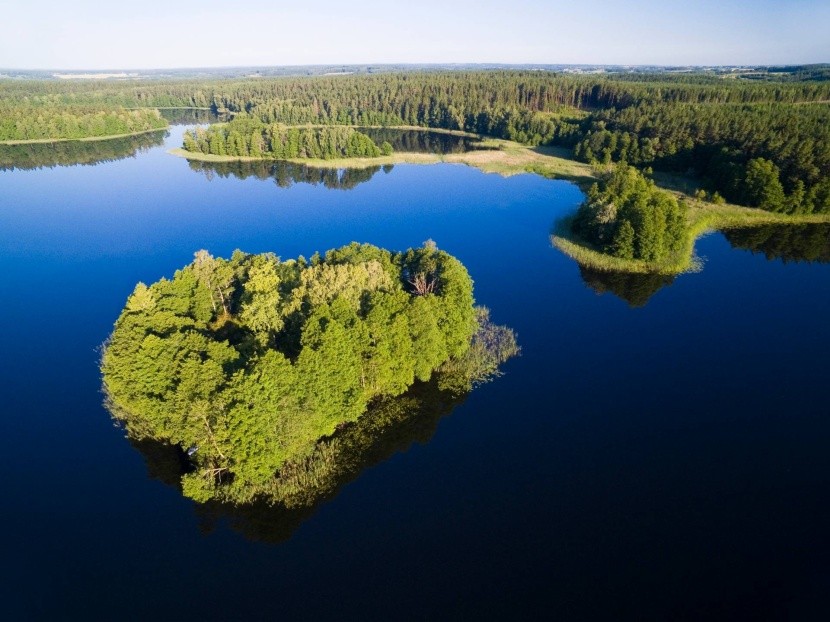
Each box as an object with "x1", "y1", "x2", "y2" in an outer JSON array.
[
  {"x1": 102, "y1": 242, "x2": 515, "y2": 505},
  {"x1": 573, "y1": 164, "x2": 689, "y2": 264}
]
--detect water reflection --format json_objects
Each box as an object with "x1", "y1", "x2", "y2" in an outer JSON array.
[
  {"x1": 0, "y1": 130, "x2": 166, "y2": 171},
  {"x1": 129, "y1": 377, "x2": 467, "y2": 544},
  {"x1": 187, "y1": 158, "x2": 389, "y2": 190},
  {"x1": 578, "y1": 265, "x2": 675, "y2": 307},
  {"x1": 723, "y1": 224, "x2": 830, "y2": 264},
  {"x1": 361, "y1": 128, "x2": 488, "y2": 154},
  {"x1": 158, "y1": 108, "x2": 227, "y2": 126}
]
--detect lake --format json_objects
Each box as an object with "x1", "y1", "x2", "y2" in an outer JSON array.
[{"x1": 2, "y1": 125, "x2": 829, "y2": 620}]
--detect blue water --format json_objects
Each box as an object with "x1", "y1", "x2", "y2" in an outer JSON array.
[{"x1": 2, "y1": 127, "x2": 830, "y2": 620}]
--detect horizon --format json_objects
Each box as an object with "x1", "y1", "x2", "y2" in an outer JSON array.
[
  {"x1": 3, "y1": 61, "x2": 828, "y2": 75},
  {"x1": 3, "y1": 1, "x2": 828, "y2": 70}
]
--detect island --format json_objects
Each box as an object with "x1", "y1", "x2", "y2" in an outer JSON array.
[
  {"x1": 181, "y1": 118, "x2": 393, "y2": 160},
  {"x1": 101, "y1": 242, "x2": 518, "y2": 505}
]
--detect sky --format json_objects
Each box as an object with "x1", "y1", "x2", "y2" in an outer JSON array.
[{"x1": 1, "y1": 0, "x2": 828, "y2": 69}]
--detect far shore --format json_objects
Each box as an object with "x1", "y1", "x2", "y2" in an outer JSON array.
[
  {"x1": 169, "y1": 128, "x2": 830, "y2": 277},
  {"x1": 168, "y1": 131, "x2": 595, "y2": 185},
  {"x1": 0, "y1": 126, "x2": 168, "y2": 146}
]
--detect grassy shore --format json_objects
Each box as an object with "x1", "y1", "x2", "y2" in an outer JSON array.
[
  {"x1": 0, "y1": 126, "x2": 168, "y2": 146},
  {"x1": 552, "y1": 197, "x2": 830, "y2": 275},
  {"x1": 168, "y1": 130, "x2": 830, "y2": 276},
  {"x1": 169, "y1": 132, "x2": 596, "y2": 185}
]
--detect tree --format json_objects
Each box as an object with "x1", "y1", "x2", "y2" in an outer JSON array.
[
  {"x1": 192, "y1": 250, "x2": 235, "y2": 316},
  {"x1": 612, "y1": 220, "x2": 635, "y2": 259},
  {"x1": 743, "y1": 158, "x2": 786, "y2": 212},
  {"x1": 240, "y1": 255, "x2": 283, "y2": 345}
]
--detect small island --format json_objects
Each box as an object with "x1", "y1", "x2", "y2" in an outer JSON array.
[
  {"x1": 181, "y1": 117, "x2": 393, "y2": 160},
  {"x1": 553, "y1": 164, "x2": 830, "y2": 275},
  {"x1": 101, "y1": 242, "x2": 518, "y2": 505}
]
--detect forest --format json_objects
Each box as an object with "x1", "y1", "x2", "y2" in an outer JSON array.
[
  {"x1": 569, "y1": 102, "x2": 830, "y2": 214},
  {"x1": 0, "y1": 104, "x2": 167, "y2": 142},
  {"x1": 2, "y1": 70, "x2": 828, "y2": 209},
  {"x1": 101, "y1": 242, "x2": 518, "y2": 505}
]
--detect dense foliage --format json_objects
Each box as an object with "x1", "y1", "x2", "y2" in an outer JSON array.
[
  {"x1": 571, "y1": 103, "x2": 830, "y2": 214},
  {"x1": 130, "y1": 312, "x2": 517, "y2": 534},
  {"x1": 102, "y1": 243, "x2": 516, "y2": 504},
  {"x1": 132, "y1": 372, "x2": 475, "y2": 543},
  {"x1": 573, "y1": 165, "x2": 688, "y2": 263},
  {"x1": 183, "y1": 117, "x2": 387, "y2": 159},
  {"x1": 0, "y1": 105, "x2": 167, "y2": 141},
  {"x1": 3, "y1": 71, "x2": 828, "y2": 208}
]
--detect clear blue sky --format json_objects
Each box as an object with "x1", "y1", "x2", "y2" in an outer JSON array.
[{"x1": 2, "y1": 0, "x2": 828, "y2": 69}]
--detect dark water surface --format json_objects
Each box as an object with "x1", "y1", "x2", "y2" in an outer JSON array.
[
  {"x1": 360, "y1": 127, "x2": 488, "y2": 154},
  {"x1": 2, "y1": 126, "x2": 830, "y2": 620}
]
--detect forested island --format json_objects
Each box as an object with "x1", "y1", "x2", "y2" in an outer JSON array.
[
  {"x1": 101, "y1": 242, "x2": 518, "y2": 505},
  {"x1": 4, "y1": 69, "x2": 830, "y2": 271},
  {"x1": 182, "y1": 118, "x2": 392, "y2": 160}
]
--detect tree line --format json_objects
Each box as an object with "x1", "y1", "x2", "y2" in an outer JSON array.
[
  {"x1": 183, "y1": 117, "x2": 392, "y2": 159},
  {"x1": 0, "y1": 105, "x2": 167, "y2": 141},
  {"x1": 3, "y1": 71, "x2": 829, "y2": 208},
  {"x1": 568, "y1": 102, "x2": 830, "y2": 214}
]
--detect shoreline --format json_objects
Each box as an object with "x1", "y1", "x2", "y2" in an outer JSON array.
[
  {"x1": 168, "y1": 135, "x2": 595, "y2": 184},
  {"x1": 552, "y1": 201, "x2": 830, "y2": 275},
  {"x1": 169, "y1": 131, "x2": 830, "y2": 277},
  {"x1": 0, "y1": 126, "x2": 168, "y2": 146}
]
